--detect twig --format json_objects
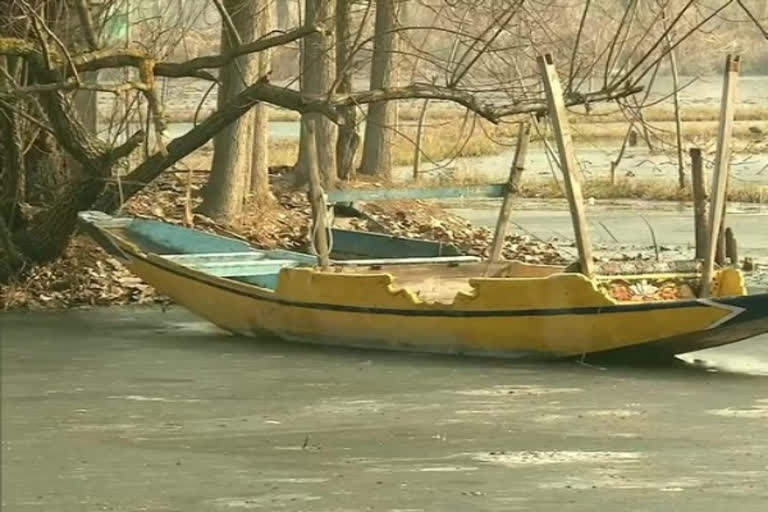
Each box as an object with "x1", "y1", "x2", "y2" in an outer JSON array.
[
  {"x1": 448, "y1": 3, "x2": 522, "y2": 88},
  {"x1": 567, "y1": 0, "x2": 591, "y2": 94},
  {"x1": 21, "y1": 0, "x2": 81, "y2": 84},
  {"x1": 599, "y1": 221, "x2": 619, "y2": 243},
  {"x1": 737, "y1": 0, "x2": 768, "y2": 40},
  {"x1": 73, "y1": 0, "x2": 100, "y2": 50},
  {"x1": 640, "y1": 215, "x2": 660, "y2": 261}
]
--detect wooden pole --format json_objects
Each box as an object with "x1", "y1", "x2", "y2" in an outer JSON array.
[
  {"x1": 725, "y1": 227, "x2": 738, "y2": 266},
  {"x1": 488, "y1": 122, "x2": 531, "y2": 264},
  {"x1": 715, "y1": 225, "x2": 726, "y2": 266},
  {"x1": 303, "y1": 118, "x2": 331, "y2": 269},
  {"x1": 690, "y1": 147, "x2": 707, "y2": 260},
  {"x1": 700, "y1": 55, "x2": 740, "y2": 298},
  {"x1": 537, "y1": 54, "x2": 594, "y2": 278},
  {"x1": 412, "y1": 99, "x2": 429, "y2": 180}
]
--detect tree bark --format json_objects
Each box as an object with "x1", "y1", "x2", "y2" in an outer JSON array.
[
  {"x1": 276, "y1": 0, "x2": 292, "y2": 28},
  {"x1": 297, "y1": 0, "x2": 337, "y2": 187},
  {"x1": 0, "y1": 101, "x2": 24, "y2": 226},
  {"x1": 199, "y1": 0, "x2": 260, "y2": 222},
  {"x1": 303, "y1": 118, "x2": 330, "y2": 269},
  {"x1": 360, "y1": 0, "x2": 398, "y2": 177},
  {"x1": 250, "y1": 0, "x2": 272, "y2": 200},
  {"x1": 335, "y1": 0, "x2": 359, "y2": 180}
]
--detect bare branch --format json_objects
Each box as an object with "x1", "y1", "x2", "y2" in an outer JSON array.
[
  {"x1": 73, "y1": 0, "x2": 99, "y2": 51},
  {"x1": 567, "y1": 0, "x2": 591, "y2": 93},
  {"x1": 0, "y1": 25, "x2": 319, "y2": 81},
  {"x1": 212, "y1": 0, "x2": 244, "y2": 46},
  {"x1": 737, "y1": 0, "x2": 768, "y2": 39},
  {"x1": 159, "y1": 24, "x2": 320, "y2": 79},
  {"x1": 332, "y1": 83, "x2": 644, "y2": 123}
]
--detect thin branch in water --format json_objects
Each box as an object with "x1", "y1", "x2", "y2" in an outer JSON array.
[
  {"x1": 640, "y1": 215, "x2": 660, "y2": 261},
  {"x1": 599, "y1": 221, "x2": 619, "y2": 243}
]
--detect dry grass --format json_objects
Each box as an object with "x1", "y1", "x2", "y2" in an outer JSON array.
[
  {"x1": 568, "y1": 120, "x2": 768, "y2": 141},
  {"x1": 567, "y1": 103, "x2": 768, "y2": 124},
  {"x1": 518, "y1": 177, "x2": 768, "y2": 203},
  {"x1": 167, "y1": 101, "x2": 768, "y2": 177},
  {"x1": 265, "y1": 124, "x2": 501, "y2": 169},
  {"x1": 184, "y1": 118, "x2": 767, "y2": 173}
]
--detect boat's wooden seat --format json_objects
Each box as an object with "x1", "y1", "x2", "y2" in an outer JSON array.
[
  {"x1": 335, "y1": 255, "x2": 480, "y2": 267},
  {"x1": 161, "y1": 253, "x2": 300, "y2": 278},
  {"x1": 162, "y1": 251, "x2": 266, "y2": 264}
]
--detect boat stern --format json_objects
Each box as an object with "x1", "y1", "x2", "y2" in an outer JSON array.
[{"x1": 589, "y1": 292, "x2": 768, "y2": 360}]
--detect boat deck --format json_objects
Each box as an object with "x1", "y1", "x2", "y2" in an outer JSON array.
[{"x1": 340, "y1": 261, "x2": 564, "y2": 303}]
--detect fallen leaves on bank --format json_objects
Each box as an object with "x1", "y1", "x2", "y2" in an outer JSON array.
[
  {"x1": 347, "y1": 200, "x2": 567, "y2": 266},
  {"x1": 2, "y1": 173, "x2": 570, "y2": 311},
  {"x1": 1, "y1": 237, "x2": 165, "y2": 310}
]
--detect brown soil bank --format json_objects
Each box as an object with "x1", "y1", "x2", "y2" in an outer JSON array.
[{"x1": 0, "y1": 176, "x2": 565, "y2": 311}]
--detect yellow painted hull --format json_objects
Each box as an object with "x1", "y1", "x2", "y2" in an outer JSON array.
[{"x1": 113, "y1": 242, "x2": 766, "y2": 359}]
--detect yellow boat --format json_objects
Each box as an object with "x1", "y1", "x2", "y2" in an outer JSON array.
[{"x1": 78, "y1": 210, "x2": 768, "y2": 360}]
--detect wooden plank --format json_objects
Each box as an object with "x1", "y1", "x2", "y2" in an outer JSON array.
[
  {"x1": 488, "y1": 122, "x2": 531, "y2": 265},
  {"x1": 326, "y1": 184, "x2": 507, "y2": 203},
  {"x1": 167, "y1": 259, "x2": 299, "y2": 269},
  {"x1": 127, "y1": 219, "x2": 253, "y2": 254},
  {"x1": 265, "y1": 249, "x2": 320, "y2": 265},
  {"x1": 77, "y1": 211, "x2": 132, "y2": 228},
  {"x1": 537, "y1": 53, "x2": 594, "y2": 278},
  {"x1": 177, "y1": 261, "x2": 300, "y2": 278},
  {"x1": 700, "y1": 55, "x2": 740, "y2": 298},
  {"x1": 330, "y1": 228, "x2": 463, "y2": 259},
  {"x1": 162, "y1": 251, "x2": 265, "y2": 263},
  {"x1": 335, "y1": 255, "x2": 481, "y2": 267},
  {"x1": 689, "y1": 147, "x2": 708, "y2": 260},
  {"x1": 304, "y1": 118, "x2": 331, "y2": 270}
]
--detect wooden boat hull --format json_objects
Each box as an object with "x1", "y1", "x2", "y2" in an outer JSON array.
[
  {"x1": 118, "y1": 248, "x2": 768, "y2": 360},
  {"x1": 78, "y1": 212, "x2": 768, "y2": 360}
]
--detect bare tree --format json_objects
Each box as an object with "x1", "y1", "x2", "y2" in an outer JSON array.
[
  {"x1": 297, "y1": 0, "x2": 337, "y2": 187},
  {"x1": 8, "y1": 0, "x2": 752, "y2": 285},
  {"x1": 334, "y1": 0, "x2": 361, "y2": 180},
  {"x1": 251, "y1": 0, "x2": 273, "y2": 200},
  {"x1": 0, "y1": 1, "x2": 320, "y2": 282},
  {"x1": 198, "y1": 0, "x2": 262, "y2": 221},
  {"x1": 276, "y1": 0, "x2": 292, "y2": 29},
  {"x1": 359, "y1": 0, "x2": 398, "y2": 177}
]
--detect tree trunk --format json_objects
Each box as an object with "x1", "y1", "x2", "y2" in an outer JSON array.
[
  {"x1": 250, "y1": 0, "x2": 273, "y2": 200},
  {"x1": 0, "y1": 101, "x2": 24, "y2": 227},
  {"x1": 199, "y1": 0, "x2": 260, "y2": 222},
  {"x1": 335, "y1": 0, "x2": 359, "y2": 180},
  {"x1": 360, "y1": 0, "x2": 398, "y2": 177},
  {"x1": 297, "y1": 0, "x2": 337, "y2": 188},
  {"x1": 276, "y1": 0, "x2": 292, "y2": 28}
]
